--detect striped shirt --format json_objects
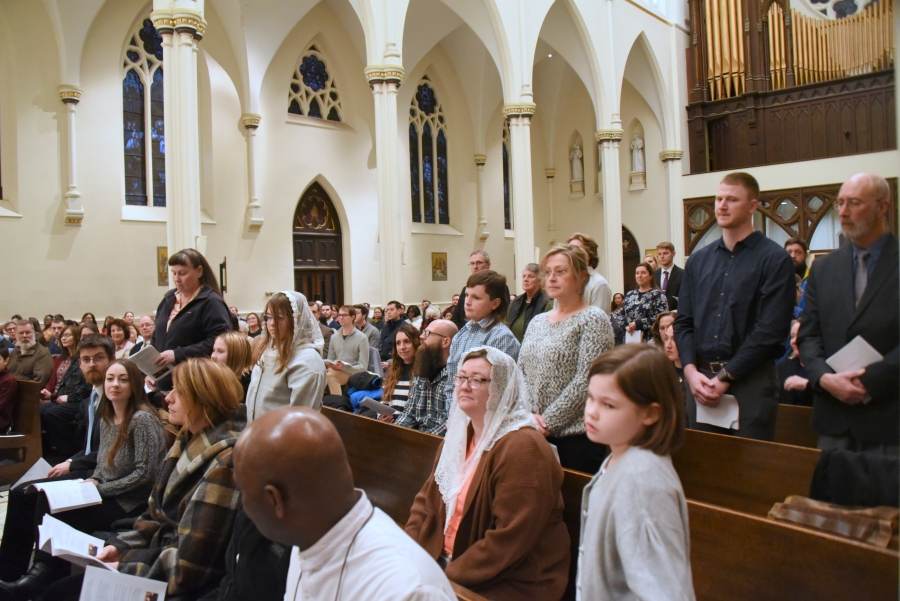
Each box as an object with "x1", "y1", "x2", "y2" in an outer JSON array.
[
  {"x1": 444, "y1": 316, "x2": 521, "y2": 403},
  {"x1": 388, "y1": 363, "x2": 413, "y2": 409}
]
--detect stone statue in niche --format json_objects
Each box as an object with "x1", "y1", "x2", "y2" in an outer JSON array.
[
  {"x1": 629, "y1": 133, "x2": 647, "y2": 191},
  {"x1": 569, "y1": 144, "x2": 584, "y2": 198},
  {"x1": 631, "y1": 133, "x2": 645, "y2": 173}
]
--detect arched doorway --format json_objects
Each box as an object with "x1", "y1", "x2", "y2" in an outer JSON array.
[
  {"x1": 622, "y1": 226, "x2": 641, "y2": 293},
  {"x1": 293, "y1": 183, "x2": 344, "y2": 305}
]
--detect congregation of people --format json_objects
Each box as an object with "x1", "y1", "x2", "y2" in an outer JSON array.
[{"x1": 0, "y1": 170, "x2": 895, "y2": 600}]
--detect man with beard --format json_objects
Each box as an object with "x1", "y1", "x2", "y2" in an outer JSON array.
[
  {"x1": 7, "y1": 320, "x2": 53, "y2": 385},
  {"x1": 784, "y1": 237, "x2": 810, "y2": 281},
  {"x1": 384, "y1": 319, "x2": 457, "y2": 436},
  {"x1": 0, "y1": 334, "x2": 113, "y2": 584}
]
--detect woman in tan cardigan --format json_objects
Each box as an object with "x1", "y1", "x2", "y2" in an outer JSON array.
[{"x1": 406, "y1": 347, "x2": 569, "y2": 601}]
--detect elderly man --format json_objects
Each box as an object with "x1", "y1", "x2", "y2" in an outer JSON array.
[
  {"x1": 384, "y1": 319, "x2": 458, "y2": 436},
  {"x1": 7, "y1": 320, "x2": 53, "y2": 385},
  {"x1": 799, "y1": 173, "x2": 898, "y2": 454},
  {"x1": 129, "y1": 315, "x2": 156, "y2": 356},
  {"x1": 232, "y1": 407, "x2": 456, "y2": 601}
]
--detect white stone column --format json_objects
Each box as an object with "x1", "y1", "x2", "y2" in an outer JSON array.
[
  {"x1": 242, "y1": 114, "x2": 263, "y2": 231},
  {"x1": 660, "y1": 150, "x2": 685, "y2": 261},
  {"x1": 545, "y1": 168, "x2": 556, "y2": 232},
  {"x1": 366, "y1": 66, "x2": 405, "y2": 304},
  {"x1": 474, "y1": 154, "x2": 489, "y2": 240},
  {"x1": 58, "y1": 85, "x2": 83, "y2": 225},
  {"x1": 505, "y1": 104, "x2": 537, "y2": 293},
  {"x1": 596, "y1": 129, "x2": 624, "y2": 293},
  {"x1": 152, "y1": 6, "x2": 206, "y2": 254}
]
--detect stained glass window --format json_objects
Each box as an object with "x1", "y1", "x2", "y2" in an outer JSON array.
[
  {"x1": 502, "y1": 122, "x2": 512, "y2": 230},
  {"x1": 122, "y1": 19, "x2": 164, "y2": 207},
  {"x1": 288, "y1": 47, "x2": 342, "y2": 122},
  {"x1": 409, "y1": 79, "x2": 449, "y2": 224}
]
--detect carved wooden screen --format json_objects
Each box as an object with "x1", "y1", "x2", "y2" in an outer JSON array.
[
  {"x1": 293, "y1": 183, "x2": 343, "y2": 305},
  {"x1": 684, "y1": 179, "x2": 898, "y2": 256}
]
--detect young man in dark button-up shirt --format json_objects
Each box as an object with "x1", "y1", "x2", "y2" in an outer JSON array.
[{"x1": 674, "y1": 172, "x2": 795, "y2": 441}]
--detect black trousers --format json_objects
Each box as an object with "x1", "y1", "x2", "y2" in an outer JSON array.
[
  {"x1": 40, "y1": 402, "x2": 83, "y2": 461},
  {"x1": 685, "y1": 361, "x2": 780, "y2": 441},
  {"x1": 547, "y1": 433, "x2": 608, "y2": 475}
]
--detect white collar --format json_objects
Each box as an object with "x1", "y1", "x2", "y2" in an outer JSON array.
[{"x1": 296, "y1": 490, "x2": 373, "y2": 572}]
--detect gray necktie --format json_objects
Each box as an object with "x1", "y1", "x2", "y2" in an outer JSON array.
[
  {"x1": 85, "y1": 389, "x2": 99, "y2": 454},
  {"x1": 855, "y1": 249, "x2": 868, "y2": 307}
]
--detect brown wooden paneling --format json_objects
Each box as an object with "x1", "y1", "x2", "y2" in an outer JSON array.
[{"x1": 687, "y1": 71, "x2": 896, "y2": 173}]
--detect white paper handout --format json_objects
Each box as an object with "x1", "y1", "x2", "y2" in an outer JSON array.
[
  {"x1": 129, "y1": 344, "x2": 172, "y2": 382},
  {"x1": 38, "y1": 515, "x2": 114, "y2": 571},
  {"x1": 13, "y1": 457, "x2": 52, "y2": 489},
  {"x1": 361, "y1": 396, "x2": 399, "y2": 416},
  {"x1": 695, "y1": 394, "x2": 740, "y2": 430},
  {"x1": 826, "y1": 335, "x2": 884, "y2": 374},
  {"x1": 28, "y1": 479, "x2": 102, "y2": 513},
  {"x1": 625, "y1": 330, "x2": 643, "y2": 344},
  {"x1": 80, "y1": 566, "x2": 167, "y2": 601}
]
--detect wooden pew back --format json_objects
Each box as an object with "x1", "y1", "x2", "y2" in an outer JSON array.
[
  {"x1": 0, "y1": 380, "x2": 43, "y2": 486},
  {"x1": 672, "y1": 429, "x2": 821, "y2": 516},
  {"x1": 322, "y1": 408, "x2": 898, "y2": 601},
  {"x1": 774, "y1": 404, "x2": 818, "y2": 448}
]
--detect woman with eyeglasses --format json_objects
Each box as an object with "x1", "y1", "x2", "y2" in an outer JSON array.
[
  {"x1": 518, "y1": 244, "x2": 614, "y2": 473},
  {"x1": 245, "y1": 291, "x2": 325, "y2": 421},
  {"x1": 406, "y1": 347, "x2": 569, "y2": 601}
]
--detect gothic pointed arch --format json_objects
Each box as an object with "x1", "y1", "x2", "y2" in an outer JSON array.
[
  {"x1": 293, "y1": 181, "x2": 344, "y2": 305},
  {"x1": 288, "y1": 45, "x2": 343, "y2": 122},
  {"x1": 409, "y1": 75, "x2": 449, "y2": 225},
  {"x1": 122, "y1": 18, "x2": 165, "y2": 207}
]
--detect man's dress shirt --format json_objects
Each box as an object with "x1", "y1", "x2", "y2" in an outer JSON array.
[{"x1": 674, "y1": 231, "x2": 795, "y2": 380}]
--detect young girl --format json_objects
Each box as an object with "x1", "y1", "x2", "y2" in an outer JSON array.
[
  {"x1": 245, "y1": 291, "x2": 326, "y2": 421},
  {"x1": 578, "y1": 344, "x2": 694, "y2": 600},
  {"x1": 211, "y1": 330, "x2": 254, "y2": 399}
]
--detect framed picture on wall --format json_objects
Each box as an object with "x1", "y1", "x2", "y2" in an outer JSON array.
[
  {"x1": 431, "y1": 252, "x2": 448, "y2": 281},
  {"x1": 157, "y1": 247, "x2": 168, "y2": 287}
]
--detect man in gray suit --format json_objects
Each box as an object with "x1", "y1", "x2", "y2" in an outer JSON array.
[{"x1": 799, "y1": 173, "x2": 898, "y2": 452}]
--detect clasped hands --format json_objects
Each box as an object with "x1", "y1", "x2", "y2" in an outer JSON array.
[
  {"x1": 684, "y1": 365, "x2": 730, "y2": 407},
  {"x1": 820, "y1": 369, "x2": 869, "y2": 405}
]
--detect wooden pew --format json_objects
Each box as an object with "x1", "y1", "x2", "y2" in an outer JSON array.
[
  {"x1": 672, "y1": 429, "x2": 821, "y2": 516},
  {"x1": 323, "y1": 408, "x2": 898, "y2": 601},
  {"x1": 0, "y1": 380, "x2": 43, "y2": 486},
  {"x1": 775, "y1": 403, "x2": 818, "y2": 448}
]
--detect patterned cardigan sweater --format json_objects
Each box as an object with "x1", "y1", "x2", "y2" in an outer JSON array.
[{"x1": 109, "y1": 405, "x2": 246, "y2": 597}]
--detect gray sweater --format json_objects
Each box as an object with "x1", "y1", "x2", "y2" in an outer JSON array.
[
  {"x1": 90, "y1": 409, "x2": 167, "y2": 513},
  {"x1": 246, "y1": 347, "x2": 326, "y2": 421},
  {"x1": 577, "y1": 446, "x2": 695, "y2": 601},
  {"x1": 327, "y1": 328, "x2": 369, "y2": 374}
]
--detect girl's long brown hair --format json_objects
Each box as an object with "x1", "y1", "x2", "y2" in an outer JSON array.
[
  {"x1": 98, "y1": 359, "x2": 159, "y2": 467},
  {"x1": 383, "y1": 325, "x2": 422, "y2": 400},
  {"x1": 252, "y1": 293, "x2": 295, "y2": 374}
]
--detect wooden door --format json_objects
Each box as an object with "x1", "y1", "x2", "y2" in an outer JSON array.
[
  {"x1": 622, "y1": 226, "x2": 641, "y2": 293},
  {"x1": 293, "y1": 183, "x2": 343, "y2": 305}
]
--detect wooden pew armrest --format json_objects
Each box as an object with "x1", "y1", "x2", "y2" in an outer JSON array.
[{"x1": 450, "y1": 581, "x2": 490, "y2": 601}]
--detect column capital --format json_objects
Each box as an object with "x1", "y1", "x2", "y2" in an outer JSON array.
[
  {"x1": 545, "y1": 168, "x2": 557, "y2": 178},
  {"x1": 659, "y1": 149, "x2": 684, "y2": 161},
  {"x1": 151, "y1": 10, "x2": 207, "y2": 40},
  {"x1": 365, "y1": 66, "x2": 404, "y2": 87},
  {"x1": 242, "y1": 113, "x2": 262, "y2": 130},
  {"x1": 503, "y1": 103, "x2": 536, "y2": 119},
  {"x1": 595, "y1": 129, "x2": 624, "y2": 142},
  {"x1": 474, "y1": 154, "x2": 487, "y2": 166},
  {"x1": 58, "y1": 85, "x2": 83, "y2": 105}
]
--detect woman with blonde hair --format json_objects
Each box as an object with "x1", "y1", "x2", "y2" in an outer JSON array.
[
  {"x1": 245, "y1": 291, "x2": 325, "y2": 421},
  {"x1": 41, "y1": 359, "x2": 249, "y2": 601},
  {"x1": 212, "y1": 330, "x2": 254, "y2": 399},
  {"x1": 519, "y1": 243, "x2": 614, "y2": 473}
]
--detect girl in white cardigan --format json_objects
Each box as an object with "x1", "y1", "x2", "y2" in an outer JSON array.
[{"x1": 577, "y1": 344, "x2": 696, "y2": 601}]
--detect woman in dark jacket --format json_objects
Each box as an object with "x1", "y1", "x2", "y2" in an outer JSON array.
[
  {"x1": 149, "y1": 249, "x2": 232, "y2": 393},
  {"x1": 507, "y1": 263, "x2": 551, "y2": 343}
]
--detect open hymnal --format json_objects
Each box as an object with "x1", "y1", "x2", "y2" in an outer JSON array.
[
  {"x1": 13, "y1": 457, "x2": 52, "y2": 489},
  {"x1": 28, "y1": 479, "x2": 102, "y2": 513},
  {"x1": 129, "y1": 344, "x2": 172, "y2": 382},
  {"x1": 38, "y1": 515, "x2": 114, "y2": 571},
  {"x1": 80, "y1": 566, "x2": 167, "y2": 601},
  {"x1": 360, "y1": 397, "x2": 399, "y2": 417},
  {"x1": 695, "y1": 394, "x2": 740, "y2": 430}
]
